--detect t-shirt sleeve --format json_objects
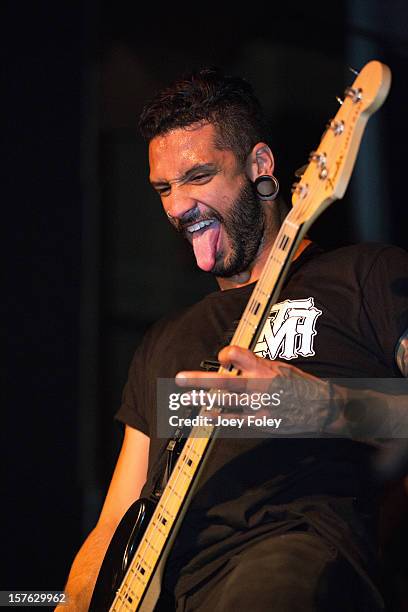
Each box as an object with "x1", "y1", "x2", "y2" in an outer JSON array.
[
  {"x1": 114, "y1": 307, "x2": 189, "y2": 437},
  {"x1": 115, "y1": 319, "x2": 166, "y2": 436},
  {"x1": 115, "y1": 340, "x2": 151, "y2": 436},
  {"x1": 361, "y1": 245, "x2": 408, "y2": 371}
]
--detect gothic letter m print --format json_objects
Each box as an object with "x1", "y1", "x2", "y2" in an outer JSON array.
[{"x1": 254, "y1": 298, "x2": 322, "y2": 361}]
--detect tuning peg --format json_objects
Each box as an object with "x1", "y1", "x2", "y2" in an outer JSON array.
[
  {"x1": 327, "y1": 118, "x2": 345, "y2": 136},
  {"x1": 348, "y1": 66, "x2": 359, "y2": 76},
  {"x1": 336, "y1": 96, "x2": 343, "y2": 106},
  {"x1": 291, "y1": 182, "x2": 309, "y2": 199},
  {"x1": 294, "y1": 164, "x2": 308, "y2": 178},
  {"x1": 309, "y1": 151, "x2": 327, "y2": 167},
  {"x1": 344, "y1": 86, "x2": 363, "y2": 103}
]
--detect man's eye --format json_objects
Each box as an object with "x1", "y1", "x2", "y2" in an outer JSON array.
[
  {"x1": 192, "y1": 173, "x2": 211, "y2": 182},
  {"x1": 157, "y1": 187, "x2": 170, "y2": 197}
]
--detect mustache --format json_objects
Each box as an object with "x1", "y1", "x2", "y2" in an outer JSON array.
[{"x1": 172, "y1": 208, "x2": 223, "y2": 233}]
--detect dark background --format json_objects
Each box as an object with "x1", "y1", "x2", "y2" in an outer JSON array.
[{"x1": 4, "y1": 0, "x2": 408, "y2": 598}]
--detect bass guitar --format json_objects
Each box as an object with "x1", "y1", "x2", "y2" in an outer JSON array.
[{"x1": 90, "y1": 60, "x2": 391, "y2": 611}]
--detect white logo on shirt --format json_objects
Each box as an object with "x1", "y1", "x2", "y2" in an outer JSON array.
[{"x1": 254, "y1": 297, "x2": 322, "y2": 361}]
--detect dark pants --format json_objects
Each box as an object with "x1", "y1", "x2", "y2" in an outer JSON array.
[{"x1": 173, "y1": 532, "x2": 383, "y2": 612}]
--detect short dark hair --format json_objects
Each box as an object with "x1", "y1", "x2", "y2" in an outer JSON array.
[{"x1": 139, "y1": 67, "x2": 267, "y2": 166}]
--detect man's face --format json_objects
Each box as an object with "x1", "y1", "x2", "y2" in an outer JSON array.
[{"x1": 149, "y1": 123, "x2": 264, "y2": 278}]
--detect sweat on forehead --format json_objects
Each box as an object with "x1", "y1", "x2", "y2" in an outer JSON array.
[{"x1": 148, "y1": 124, "x2": 242, "y2": 183}]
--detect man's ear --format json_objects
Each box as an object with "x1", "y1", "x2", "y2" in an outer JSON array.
[{"x1": 246, "y1": 142, "x2": 275, "y2": 181}]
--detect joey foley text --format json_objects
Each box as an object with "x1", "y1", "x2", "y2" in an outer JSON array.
[{"x1": 167, "y1": 389, "x2": 283, "y2": 430}]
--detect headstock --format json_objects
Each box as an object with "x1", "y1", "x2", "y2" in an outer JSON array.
[{"x1": 291, "y1": 60, "x2": 391, "y2": 227}]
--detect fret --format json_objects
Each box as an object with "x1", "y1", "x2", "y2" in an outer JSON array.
[
  {"x1": 270, "y1": 252, "x2": 284, "y2": 264},
  {"x1": 141, "y1": 537, "x2": 164, "y2": 555},
  {"x1": 157, "y1": 503, "x2": 174, "y2": 518},
  {"x1": 115, "y1": 594, "x2": 133, "y2": 610},
  {"x1": 156, "y1": 500, "x2": 177, "y2": 517},
  {"x1": 240, "y1": 316, "x2": 256, "y2": 329},
  {"x1": 262, "y1": 258, "x2": 280, "y2": 272},
  {"x1": 192, "y1": 426, "x2": 213, "y2": 436},
  {"x1": 254, "y1": 288, "x2": 271, "y2": 299},
  {"x1": 176, "y1": 460, "x2": 193, "y2": 472},
  {"x1": 166, "y1": 484, "x2": 183, "y2": 499},
  {"x1": 150, "y1": 522, "x2": 167, "y2": 536},
  {"x1": 182, "y1": 445, "x2": 202, "y2": 458},
  {"x1": 133, "y1": 552, "x2": 154, "y2": 571},
  {"x1": 175, "y1": 464, "x2": 194, "y2": 478},
  {"x1": 129, "y1": 561, "x2": 153, "y2": 574},
  {"x1": 283, "y1": 219, "x2": 299, "y2": 230},
  {"x1": 112, "y1": 604, "x2": 134, "y2": 612},
  {"x1": 169, "y1": 468, "x2": 193, "y2": 490},
  {"x1": 142, "y1": 538, "x2": 160, "y2": 554},
  {"x1": 122, "y1": 582, "x2": 138, "y2": 596}
]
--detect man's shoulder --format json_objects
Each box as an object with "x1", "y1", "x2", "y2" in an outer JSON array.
[
  {"x1": 314, "y1": 241, "x2": 403, "y2": 259},
  {"x1": 305, "y1": 242, "x2": 407, "y2": 275},
  {"x1": 141, "y1": 288, "x2": 225, "y2": 339}
]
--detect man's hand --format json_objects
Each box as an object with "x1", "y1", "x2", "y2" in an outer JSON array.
[
  {"x1": 177, "y1": 345, "x2": 317, "y2": 383},
  {"x1": 176, "y1": 346, "x2": 344, "y2": 435}
]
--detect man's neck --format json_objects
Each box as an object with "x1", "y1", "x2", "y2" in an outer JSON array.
[{"x1": 216, "y1": 202, "x2": 311, "y2": 290}]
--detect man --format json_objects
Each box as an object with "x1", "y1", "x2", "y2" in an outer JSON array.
[{"x1": 61, "y1": 68, "x2": 408, "y2": 610}]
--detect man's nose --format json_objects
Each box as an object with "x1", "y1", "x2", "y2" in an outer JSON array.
[{"x1": 165, "y1": 189, "x2": 196, "y2": 220}]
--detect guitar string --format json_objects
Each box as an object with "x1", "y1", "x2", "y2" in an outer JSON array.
[{"x1": 114, "y1": 96, "x2": 356, "y2": 611}]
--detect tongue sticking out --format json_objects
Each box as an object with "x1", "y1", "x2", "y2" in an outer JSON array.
[{"x1": 191, "y1": 223, "x2": 221, "y2": 272}]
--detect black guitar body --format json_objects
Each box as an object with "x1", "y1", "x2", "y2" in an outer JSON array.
[{"x1": 89, "y1": 498, "x2": 156, "y2": 611}]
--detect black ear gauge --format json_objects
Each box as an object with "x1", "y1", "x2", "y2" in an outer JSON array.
[{"x1": 254, "y1": 175, "x2": 280, "y2": 200}]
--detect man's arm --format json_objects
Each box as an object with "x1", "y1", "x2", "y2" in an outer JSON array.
[
  {"x1": 57, "y1": 425, "x2": 150, "y2": 612},
  {"x1": 176, "y1": 345, "x2": 407, "y2": 440}
]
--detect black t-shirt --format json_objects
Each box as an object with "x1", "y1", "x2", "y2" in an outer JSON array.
[{"x1": 116, "y1": 243, "x2": 408, "y2": 598}]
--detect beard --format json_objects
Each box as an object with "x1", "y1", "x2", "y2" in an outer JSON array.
[
  {"x1": 212, "y1": 180, "x2": 265, "y2": 277},
  {"x1": 174, "y1": 179, "x2": 265, "y2": 278}
]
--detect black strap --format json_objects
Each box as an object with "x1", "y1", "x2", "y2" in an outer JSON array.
[{"x1": 151, "y1": 427, "x2": 186, "y2": 500}]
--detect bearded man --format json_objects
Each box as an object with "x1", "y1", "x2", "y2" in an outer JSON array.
[{"x1": 60, "y1": 68, "x2": 408, "y2": 611}]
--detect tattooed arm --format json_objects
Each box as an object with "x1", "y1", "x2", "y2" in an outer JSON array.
[{"x1": 175, "y1": 344, "x2": 408, "y2": 441}]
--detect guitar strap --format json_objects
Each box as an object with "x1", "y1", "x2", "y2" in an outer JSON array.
[{"x1": 152, "y1": 426, "x2": 186, "y2": 500}]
